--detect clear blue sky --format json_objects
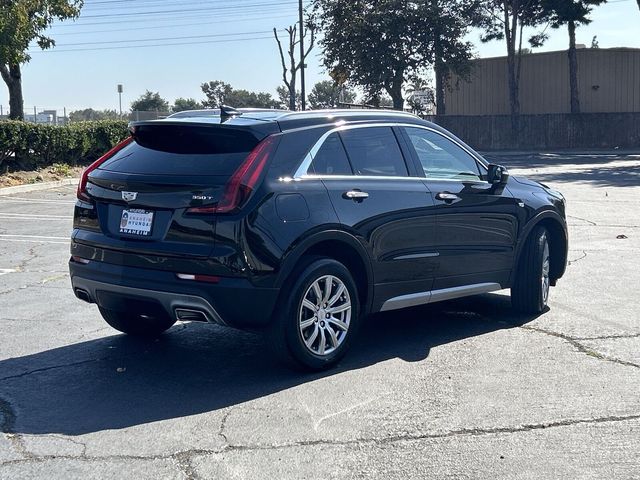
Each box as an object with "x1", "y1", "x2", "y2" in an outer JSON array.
[{"x1": 11, "y1": 0, "x2": 640, "y2": 113}]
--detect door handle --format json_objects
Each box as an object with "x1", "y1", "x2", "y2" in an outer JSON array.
[
  {"x1": 344, "y1": 190, "x2": 369, "y2": 200},
  {"x1": 435, "y1": 192, "x2": 459, "y2": 202}
]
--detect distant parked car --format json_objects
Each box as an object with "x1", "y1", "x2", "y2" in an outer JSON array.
[{"x1": 69, "y1": 107, "x2": 568, "y2": 370}]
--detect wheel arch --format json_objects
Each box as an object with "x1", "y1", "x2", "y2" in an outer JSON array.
[
  {"x1": 514, "y1": 211, "x2": 568, "y2": 286},
  {"x1": 276, "y1": 230, "x2": 374, "y2": 316}
]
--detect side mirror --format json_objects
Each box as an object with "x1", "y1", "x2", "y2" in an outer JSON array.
[{"x1": 487, "y1": 164, "x2": 509, "y2": 186}]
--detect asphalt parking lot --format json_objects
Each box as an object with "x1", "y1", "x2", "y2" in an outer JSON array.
[{"x1": 1, "y1": 152, "x2": 639, "y2": 479}]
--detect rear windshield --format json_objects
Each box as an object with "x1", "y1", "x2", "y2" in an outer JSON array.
[{"x1": 99, "y1": 125, "x2": 261, "y2": 176}]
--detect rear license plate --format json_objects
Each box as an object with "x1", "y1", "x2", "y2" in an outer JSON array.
[{"x1": 120, "y1": 209, "x2": 154, "y2": 236}]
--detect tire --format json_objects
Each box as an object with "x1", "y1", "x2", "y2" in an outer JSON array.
[
  {"x1": 99, "y1": 307, "x2": 176, "y2": 337},
  {"x1": 267, "y1": 257, "x2": 361, "y2": 371},
  {"x1": 511, "y1": 226, "x2": 551, "y2": 314}
]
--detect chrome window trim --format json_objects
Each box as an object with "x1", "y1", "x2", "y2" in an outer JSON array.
[
  {"x1": 298, "y1": 174, "x2": 427, "y2": 182},
  {"x1": 292, "y1": 122, "x2": 488, "y2": 180}
]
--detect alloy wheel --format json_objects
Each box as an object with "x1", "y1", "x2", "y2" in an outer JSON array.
[
  {"x1": 541, "y1": 240, "x2": 550, "y2": 305},
  {"x1": 298, "y1": 275, "x2": 352, "y2": 356}
]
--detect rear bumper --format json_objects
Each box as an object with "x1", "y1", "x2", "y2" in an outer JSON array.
[{"x1": 69, "y1": 258, "x2": 279, "y2": 329}]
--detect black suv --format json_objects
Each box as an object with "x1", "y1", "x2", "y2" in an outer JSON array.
[{"x1": 70, "y1": 108, "x2": 568, "y2": 370}]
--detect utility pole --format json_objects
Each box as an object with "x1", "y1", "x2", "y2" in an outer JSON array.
[{"x1": 298, "y1": 0, "x2": 306, "y2": 111}]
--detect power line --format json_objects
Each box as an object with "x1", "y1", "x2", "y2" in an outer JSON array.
[
  {"x1": 80, "y1": 0, "x2": 286, "y2": 10},
  {"x1": 28, "y1": 35, "x2": 275, "y2": 54},
  {"x1": 49, "y1": 14, "x2": 294, "y2": 36},
  {"x1": 77, "y1": 0, "x2": 300, "y2": 19},
  {"x1": 50, "y1": 29, "x2": 279, "y2": 47},
  {"x1": 48, "y1": 3, "x2": 306, "y2": 28},
  {"x1": 81, "y1": 0, "x2": 286, "y2": 6}
]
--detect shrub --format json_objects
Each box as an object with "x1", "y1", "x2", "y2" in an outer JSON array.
[{"x1": 0, "y1": 120, "x2": 130, "y2": 172}]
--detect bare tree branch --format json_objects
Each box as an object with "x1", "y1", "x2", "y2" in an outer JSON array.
[
  {"x1": 303, "y1": 24, "x2": 316, "y2": 60},
  {"x1": 273, "y1": 28, "x2": 291, "y2": 90},
  {"x1": 273, "y1": 19, "x2": 315, "y2": 110}
]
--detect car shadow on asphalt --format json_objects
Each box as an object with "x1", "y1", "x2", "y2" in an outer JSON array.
[
  {"x1": 0, "y1": 293, "x2": 544, "y2": 436},
  {"x1": 482, "y1": 153, "x2": 640, "y2": 188}
]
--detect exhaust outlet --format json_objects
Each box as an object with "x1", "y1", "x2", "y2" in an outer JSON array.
[
  {"x1": 175, "y1": 308, "x2": 209, "y2": 323},
  {"x1": 75, "y1": 288, "x2": 92, "y2": 303}
]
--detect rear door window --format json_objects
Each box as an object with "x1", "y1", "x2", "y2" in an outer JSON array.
[
  {"x1": 339, "y1": 127, "x2": 408, "y2": 177},
  {"x1": 309, "y1": 133, "x2": 353, "y2": 175}
]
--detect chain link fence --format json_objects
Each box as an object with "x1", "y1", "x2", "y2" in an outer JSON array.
[{"x1": 0, "y1": 106, "x2": 172, "y2": 125}]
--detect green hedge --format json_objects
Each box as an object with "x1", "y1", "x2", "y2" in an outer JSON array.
[{"x1": 0, "y1": 120, "x2": 130, "y2": 171}]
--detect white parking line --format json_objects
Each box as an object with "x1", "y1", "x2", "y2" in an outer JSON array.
[
  {"x1": 0, "y1": 197, "x2": 76, "y2": 205},
  {"x1": 0, "y1": 234, "x2": 69, "y2": 239},
  {"x1": 0, "y1": 213, "x2": 72, "y2": 220},
  {"x1": 0, "y1": 234, "x2": 70, "y2": 244},
  {"x1": 0, "y1": 268, "x2": 18, "y2": 275},
  {"x1": 0, "y1": 238, "x2": 69, "y2": 244}
]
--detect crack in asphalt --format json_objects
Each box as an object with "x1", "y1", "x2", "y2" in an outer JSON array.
[
  {"x1": 0, "y1": 359, "x2": 102, "y2": 383},
  {"x1": 521, "y1": 325, "x2": 640, "y2": 369},
  {"x1": 0, "y1": 274, "x2": 71, "y2": 297},
  {"x1": 567, "y1": 215, "x2": 597, "y2": 226},
  {"x1": 574, "y1": 333, "x2": 640, "y2": 341},
  {"x1": 568, "y1": 250, "x2": 587, "y2": 265},
  {"x1": 173, "y1": 451, "x2": 202, "y2": 480},
  {"x1": 217, "y1": 409, "x2": 232, "y2": 445},
  {"x1": 1, "y1": 413, "x2": 639, "y2": 468},
  {"x1": 0, "y1": 323, "x2": 198, "y2": 384},
  {"x1": 15, "y1": 247, "x2": 40, "y2": 273}
]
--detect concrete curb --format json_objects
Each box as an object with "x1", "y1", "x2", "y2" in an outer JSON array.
[
  {"x1": 480, "y1": 149, "x2": 640, "y2": 156},
  {"x1": 0, "y1": 178, "x2": 79, "y2": 196}
]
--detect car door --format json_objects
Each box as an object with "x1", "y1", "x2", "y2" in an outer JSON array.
[
  {"x1": 400, "y1": 126, "x2": 520, "y2": 290},
  {"x1": 300, "y1": 125, "x2": 439, "y2": 308}
]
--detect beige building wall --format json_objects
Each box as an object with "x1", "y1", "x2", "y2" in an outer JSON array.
[{"x1": 445, "y1": 48, "x2": 640, "y2": 115}]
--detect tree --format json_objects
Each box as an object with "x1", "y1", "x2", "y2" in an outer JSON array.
[
  {"x1": 172, "y1": 98, "x2": 202, "y2": 112},
  {"x1": 226, "y1": 89, "x2": 278, "y2": 108},
  {"x1": 312, "y1": 0, "x2": 478, "y2": 112},
  {"x1": 201, "y1": 81, "x2": 278, "y2": 108},
  {"x1": 69, "y1": 108, "x2": 120, "y2": 122},
  {"x1": 476, "y1": 0, "x2": 549, "y2": 134},
  {"x1": 425, "y1": 0, "x2": 481, "y2": 115},
  {"x1": 276, "y1": 85, "x2": 301, "y2": 110},
  {"x1": 131, "y1": 90, "x2": 170, "y2": 112},
  {"x1": 273, "y1": 24, "x2": 315, "y2": 110},
  {"x1": 313, "y1": 0, "x2": 421, "y2": 110},
  {"x1": 201, "y1": 80, "x2": 233, "y2": 108},
  {"x1": 307, "y1": 80, "x2": 356, "y2": 109},
  {"x1": 0, "y1": 0, "x2": 83, "y2": 120},
  {"x1": 541, "y1": 0, "x2": 606, "y2": 113}
]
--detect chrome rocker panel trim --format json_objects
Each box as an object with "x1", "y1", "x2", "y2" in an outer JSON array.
[{"x1": 380, "y1": 282, "x2": 502, "y2": 312}]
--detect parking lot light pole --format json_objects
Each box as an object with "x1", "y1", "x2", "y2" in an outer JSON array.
[
  {"x1": 117, "y1": 84, "x2": 123, "y2": 117},
  {"x1": 299, "y1": 0, "x2": 306, "y2": 111}
]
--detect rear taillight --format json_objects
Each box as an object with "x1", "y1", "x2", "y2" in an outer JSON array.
[
  {"x1": 77, "y1": 137, "x2": 134, "y2": 201},
  {"x1": 187, "y1": 135, "x2": 280, "y2": 215}
]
